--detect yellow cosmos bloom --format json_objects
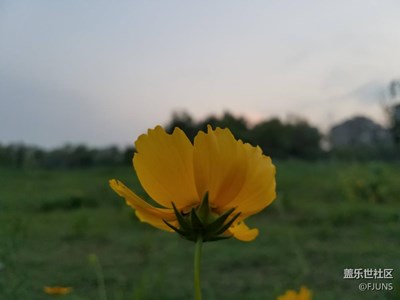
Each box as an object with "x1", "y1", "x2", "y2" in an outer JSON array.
[
  {"x1": 110, "y1": 125, "x2": 276, "y2": 242},
  {"x1": 277, "y1": 286, "x2": 312, "y2": 300},
  {"x1": 43, "y1": 286, "x2": 73, "y2": 295}
]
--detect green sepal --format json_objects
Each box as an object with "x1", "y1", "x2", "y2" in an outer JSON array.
[
  {"x1": 215, "y1": 212, "x2": 241, "y2": 235},
  {"x1": 171, "y1": 202, "x2": 191, "y2": 232},
  {"x1": 166, "y1": 193, "x2": 242, "y2": 243},
  {"x1": 196, "y1": 192, "x2": 210, "y2": 222},
  {"x1": 205, "y1": 234, "x2": 233, "y2": 242},
  {"x1": 163, "y1": 219, "x2": 188, "y2": 236},
  {"x1": 190, "y1": 208, "x2": 204, "y2": 232},
  {"x1": 204, "y1": 207, "x2": 236, "y2": 233}
]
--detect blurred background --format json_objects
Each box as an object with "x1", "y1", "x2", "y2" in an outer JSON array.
[{"x1": 1, "y1": 1, "x2": 399, "y2": 299}]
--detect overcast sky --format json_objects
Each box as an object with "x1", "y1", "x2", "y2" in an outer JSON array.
[{"x1": 1, "y1": 1, "x2": 400, "y2": 147}]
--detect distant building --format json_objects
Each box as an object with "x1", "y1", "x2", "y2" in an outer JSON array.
[
  {"x1": 391, "y1": 103, "x2": 400, "y2": 145},
  {"x1": 393, "y1": 104, "x2": 400, "y2": 122},
  {"x1": 330, "y1": 116, "x2": 392, "y2": 148}
]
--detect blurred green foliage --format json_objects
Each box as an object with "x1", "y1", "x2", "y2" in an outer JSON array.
[
  {"x1": 0, "y1": 162, "x2": 399, "y2": 299},
  {"x1": 166, "y1": 111, "x2": 322, "y2": 159},
  {"x1": 2, "y1": 111, "x2": 400, "y2": 169},
  {"x1": 341, "y1": 163, "x2": 396, "y2": 203}
]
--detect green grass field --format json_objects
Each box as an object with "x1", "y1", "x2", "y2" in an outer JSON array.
[{"x1": 1, "y1": 161, "x2": 399, "y2": 300}]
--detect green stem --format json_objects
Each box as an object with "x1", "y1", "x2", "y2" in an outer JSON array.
[
  {"x1": 194, "y1": 236, "x2": 203, "y2": 300},
  {"x1": 90, "y1": 254, "x2": 108, "y2": 300},
  {"x1": 96, "y1": 259, "x2": 107, "y2": 300}
]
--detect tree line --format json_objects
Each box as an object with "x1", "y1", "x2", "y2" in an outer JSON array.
[
  {"x1": 165, "y1": 111, "x2": 322, "y2": 159},
  {"x1": 0, "y1": 143, "x2": 135, "y2": 168},
  {"x1": 1, "y1": 110, "x2": 399, "y2": 169}
]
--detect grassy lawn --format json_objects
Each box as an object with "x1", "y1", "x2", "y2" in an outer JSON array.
[{"x1": 1, "y1": 161, "x2": 399, "y2": 299}]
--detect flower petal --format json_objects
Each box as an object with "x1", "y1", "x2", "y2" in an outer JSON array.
[
  {"x1": 277, "y1": 286, "x2": 312, "y2": 300},
  {"x1": 43, "y1": 287, "x2": 73, "y2": 295},
  {"x1": 277, "y1": 290, "x2": 297, "y2": 300},
  {"x1": 229, "y1": 221, "x2": 259, "y2": 242},
  {"x1": 109, "y1": 179, "x2": 177, "y2": 231},
  {"x1": 299, "y1": 286, "x2": 312, "y2": 300},
  {"x1": 193, "y1": 126, "x2": 248, "y2": 207},
  {"x1": 133, "y1": 126, "x2": 198, "y2": 209},
  {"x1": 193, "y1": 126, "x2": 276, "y2": 219},
  {"x1": 223, "y1": 143, "x2": 276, "y2": 220}
]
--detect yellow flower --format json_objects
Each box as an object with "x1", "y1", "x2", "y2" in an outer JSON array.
[
  {"x1": 43, "y1": 286, "x2": 73, "y2": 295},
  {"x1": 277, "y1": 286, "x2": 312, "y2": 300},
  {"x1": 110, "y1": 125, "x2": 276, "y2": 242}
]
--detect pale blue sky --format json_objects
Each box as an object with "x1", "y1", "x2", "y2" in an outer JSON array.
[{"x1": 1, "y1": 1, "x2": 400, "y2": 147}]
